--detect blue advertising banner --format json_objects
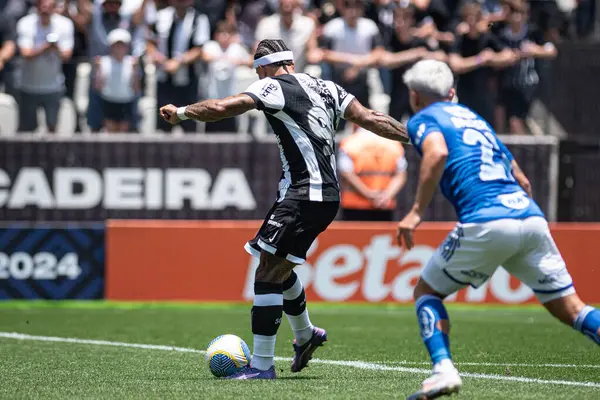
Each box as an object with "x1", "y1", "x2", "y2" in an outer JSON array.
[{"x1": 0, "y1": 225, "x2": 105, "y2": 299}]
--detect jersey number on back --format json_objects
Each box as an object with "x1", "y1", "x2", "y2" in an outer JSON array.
[{"x1": 463, "y1": 129, "x2": 513, "y2": 182}]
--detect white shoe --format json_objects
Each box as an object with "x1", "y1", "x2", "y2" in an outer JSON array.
[{"x1": 407, "y1": 364, "x2": 462, "y2": 400}]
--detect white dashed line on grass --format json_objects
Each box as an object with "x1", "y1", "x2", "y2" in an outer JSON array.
[{"x1": 1, "y1": 332, "x2": 599, "y2": 389}]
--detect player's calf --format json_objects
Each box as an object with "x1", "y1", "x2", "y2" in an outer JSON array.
[
  {"x1": 414, "y1": 279, "x2": 454, "y2": 366},
  {"x1": 416, "y1": 294, "x2": 453, "y2": 366},
  {"x1": 283, "y1": 271, "x2": 314, "y2": 345},
  {"x1": 250, "y1": 253, "x2": 294, "y2": 372},
  {"x1": 408, "y1": 280, "x2": 461, "y2": 399},
  {"x1": 542, "y1": 293, "x2": 600, "y2": 345},
  {"x1": 283, "y1": 271, "x2": 328, "y2": 373}
]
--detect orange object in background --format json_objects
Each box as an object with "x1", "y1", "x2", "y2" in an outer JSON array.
[{"x1": 106, "y1": 220, "x2": 600, "y2": 304}]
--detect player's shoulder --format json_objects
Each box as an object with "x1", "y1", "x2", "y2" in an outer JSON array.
[
  {"x1": 408, "y1": 104, "x2": 444, "y2": 128},
  {"x1": 244, "y1": 77, "x2": 283, "y2": 98}
]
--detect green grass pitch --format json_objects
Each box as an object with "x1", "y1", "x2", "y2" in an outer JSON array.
[{"x1": 0, "y1": 301, "x2": 598, "y2": 399}]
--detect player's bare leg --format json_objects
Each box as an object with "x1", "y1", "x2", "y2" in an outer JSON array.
[
  {"x1": 407, "y1": 278, "x2": 461, "y2": 400},
  {"x1": 543, "y1": 293, "x2": 600, "y2": 345},
  {"x1": 227, "y1": 252, "x2": 293, "y2": 380}
]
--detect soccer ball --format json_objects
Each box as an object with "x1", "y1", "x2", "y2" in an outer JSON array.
[{"x1": 205, "y1": 334, "x2": 251, "y2": 377}]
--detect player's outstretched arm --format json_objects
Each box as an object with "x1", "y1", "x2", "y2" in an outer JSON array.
[
  {"x1": 343, "y1": 99, "x2": 409, "y2": 143},
  {"x1": 397, "y1": 132, "x2": 448, "y2": 249},
  {"x1": 511, "y1": 159, "x2": 533, "y2": 198},
  {"x1": 159, "y1": 94, "x2": 257, "y2": 125}
]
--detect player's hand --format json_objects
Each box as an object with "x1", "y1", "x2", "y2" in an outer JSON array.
[
  {"x1": 396, "y1": 210, "x2": 422, "y2": 250},
  {"x1": 159, "y1": 104, "x2": 181, "y2": 125}
]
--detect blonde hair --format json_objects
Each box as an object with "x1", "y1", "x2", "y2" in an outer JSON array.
[{"x1": 403, "y1": 60, "x2": 454, "y2": 99}]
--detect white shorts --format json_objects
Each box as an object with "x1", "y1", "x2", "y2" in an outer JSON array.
[{"x1": 422, "y1": 216, "x2": 575, "y2": 303}]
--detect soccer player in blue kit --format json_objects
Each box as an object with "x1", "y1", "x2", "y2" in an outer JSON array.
[{"x1": 396, "y1": 60, "x2": 600, "y2": 400}]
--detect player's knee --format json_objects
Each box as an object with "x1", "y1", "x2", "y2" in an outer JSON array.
[
  {"x1": 413, "y1": 278, "x2": 442, "y2": 301},
  {"x1": 255, "y1": 252, "x2": 294, "y2": 283}
]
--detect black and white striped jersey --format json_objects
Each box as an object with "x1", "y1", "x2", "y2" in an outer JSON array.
[{"x1": 243, "y1": 73, "x2": 355, "y2": 202}]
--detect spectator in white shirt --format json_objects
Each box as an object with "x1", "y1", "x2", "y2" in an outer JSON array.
[
  {"x1": 319, "y1": 0, "x2": 384, "y2": 113},
  {"x1": 78, "y1": 0, "x2": 146, "y2": 132},
  {"x1": 255, "y1": 0, "x2": 315, "y2": 73},
  {"x1": 201, "y1": 21, "x2": 250, "y2": 133},
  {"x1": 17, "y1": 0, "x2": 74, "y2": 133},
  {"x1": 147, "y1": 0, "x2": 210, "y2": 133},
  {"x1": 94, "y1": 29, "x2": 140, "y2": 133}
]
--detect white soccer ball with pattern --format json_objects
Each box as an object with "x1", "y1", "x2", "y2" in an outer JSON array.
[{"x1": 205, "y1": 334, "x2": 251, "y2": 377}]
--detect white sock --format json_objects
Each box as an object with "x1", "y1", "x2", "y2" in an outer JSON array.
[
  {"x1": 252, "y1": 334, "x2": 276, "y2": 371},
  {"x1": 286, "y1": 312, "x2": 314, "y2": 345},
  {"x1": 433, "y1": 358, "x2": 456, "y2": 374},
  {"x1": 283, "y1": 275, "x2": 314, "y2": 346}
]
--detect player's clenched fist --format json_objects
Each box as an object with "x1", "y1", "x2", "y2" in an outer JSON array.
[{"x1": 159, "y1": 104, "x2": 180, "y2": 125}]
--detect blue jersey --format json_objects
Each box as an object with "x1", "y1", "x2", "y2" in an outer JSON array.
[{"x1": 407, "y1": 102, "x2": 544, "y2": 223}]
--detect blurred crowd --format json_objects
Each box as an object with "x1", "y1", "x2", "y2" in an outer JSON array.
[{"x1": 0, "y1": 0, "x2": 595, "y2": 134}]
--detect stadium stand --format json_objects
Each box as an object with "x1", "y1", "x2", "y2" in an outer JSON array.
[{"x1": 0, "y1": 0, "x2": 596, "y2": 135}]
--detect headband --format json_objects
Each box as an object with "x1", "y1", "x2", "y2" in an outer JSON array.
[{"x1": 253, "y1": 51, "x2": 294, "y2": 69}]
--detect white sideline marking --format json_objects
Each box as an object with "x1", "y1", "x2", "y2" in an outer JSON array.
[
  {"x1": 1, "y1": 332, "x2": 599, "y2": 389},
  {"x1": 385, "y1": 361, "x2": 600, "y2": 369}
]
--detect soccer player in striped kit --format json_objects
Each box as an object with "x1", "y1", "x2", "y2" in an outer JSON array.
[{"x1": 160, "y1": 38, "x2": 409, "y2": 379}]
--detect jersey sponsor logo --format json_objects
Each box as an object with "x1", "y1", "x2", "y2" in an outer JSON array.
[
  {"x1": 0, "y1": 167, "x2": 256, "y2": 211},
  {"x1": 498, "y1": 191, "x2": 530, "y2": 210},
  {"x1": 537, "y1": 267, "x2": 569, "y2": 285},
  {"x1": 267, "y1": 218, "x2": 283, "y2": 229},
  {"x1": 458, "y1": 269, "x2": 490, "y2": 284},
  {"x1": 260, "y1": 82, "x2": 278, "y2": 97}
]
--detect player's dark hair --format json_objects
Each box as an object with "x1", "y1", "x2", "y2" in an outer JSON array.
[{"x1": 254, "y1": 39, "x2": 294, "y2": 68}]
